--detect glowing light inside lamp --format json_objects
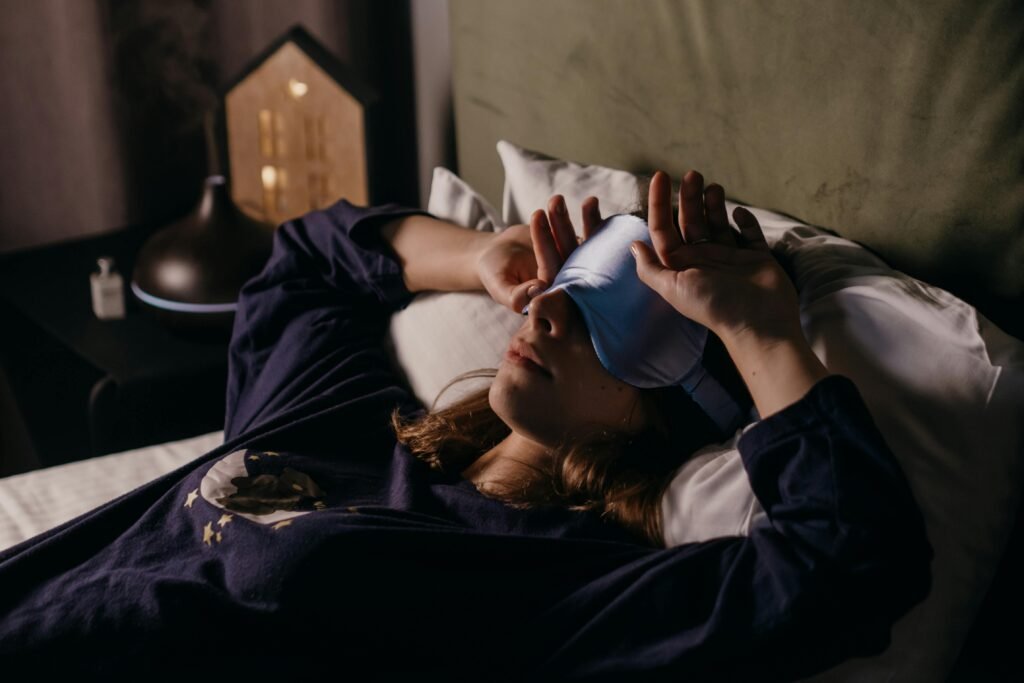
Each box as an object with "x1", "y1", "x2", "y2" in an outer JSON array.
[
  {"x1": 288, "y1": 78, "x2": 309, "y2": 99},
  {"x1": 261, "y1": 165, "x2": 278, "y2": 190},
  {"x1": 261, "y1": 165, "x2": 278, "y2": 216}
]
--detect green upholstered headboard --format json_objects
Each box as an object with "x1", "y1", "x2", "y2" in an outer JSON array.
[{"x1": 449, "y1": 0, "x2": 1023, "y2": 337}]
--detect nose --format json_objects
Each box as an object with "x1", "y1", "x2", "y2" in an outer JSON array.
[{"x1": 525, "y1": 288, "x2": 572, "y2": 339}]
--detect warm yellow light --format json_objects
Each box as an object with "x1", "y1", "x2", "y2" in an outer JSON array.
[
  {"x1": 261, "y1": 165, "x2": 277, "y2": 189},
  {"x1": 258, "y1": 110, "x2": 274, "y2": 157},
  {"x1": 288, "y1": 78, "x2": 309, "y2": 99}
]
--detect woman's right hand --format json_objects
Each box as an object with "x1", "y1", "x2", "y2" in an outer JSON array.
[
  {"x1": 630, "y1": 170, "x2": 804, "y2": 347},
  {"x1": 478, "y1": 193, "x2": 603, "y2": 313}
]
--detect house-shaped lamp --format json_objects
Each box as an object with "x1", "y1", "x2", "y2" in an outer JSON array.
[{"x1": 224, "y1": 26, "x2": 377, "y2": 224}]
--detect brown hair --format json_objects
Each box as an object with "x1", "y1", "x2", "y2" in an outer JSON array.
[{"x1": 389, "y1": 369, "x2": 719, "y2": 546}]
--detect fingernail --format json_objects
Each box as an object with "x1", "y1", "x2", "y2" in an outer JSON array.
[
  {"x1": 527, "y1": 285, "x2": 540, "y2": 298},
  {"x1": 630, "y1": 243, "x2": 639, "y2": 258}
]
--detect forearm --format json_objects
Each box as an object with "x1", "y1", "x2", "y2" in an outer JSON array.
[
  {"x1": 378, "y1": 214, "x2": 493, "y2": 293},
  {"x1": 721, "y1": 329, "x2": 830, "y2": 419}
]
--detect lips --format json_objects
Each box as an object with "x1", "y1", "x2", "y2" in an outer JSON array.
[{"x1": 507, "y1": 338, "x2": 552, "y2": 377}]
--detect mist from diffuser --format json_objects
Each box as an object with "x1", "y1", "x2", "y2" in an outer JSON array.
[
  {"x1": 131, "y1": 175, "x2": 273, "y2": 339},
  {"x1": 521, "y1": 213, "x2": 755, "y2": 436}
]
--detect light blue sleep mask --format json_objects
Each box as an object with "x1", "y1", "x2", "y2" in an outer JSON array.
[{"x1": 521, "y1": 213, "x2": 754, "y2": 436}]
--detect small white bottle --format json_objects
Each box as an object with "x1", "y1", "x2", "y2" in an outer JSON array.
[{"x1": 90, "y1": 256, "x2": 126, "y2": 320}]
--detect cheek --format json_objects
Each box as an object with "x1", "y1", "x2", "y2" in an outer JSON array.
[
  {"x1": 574, "y1": 345, "x2": 628, "y2": 397},
  {"x1": 570, "y1": 346, "x2": 641, "y2": 422},
  {"x1": 585, "y1": 380, "x2": 635, "y2": 421}
]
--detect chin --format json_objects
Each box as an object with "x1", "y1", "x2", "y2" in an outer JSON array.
[{"x1": 488, "y1": 376, "x2": 556, "y2": 446}]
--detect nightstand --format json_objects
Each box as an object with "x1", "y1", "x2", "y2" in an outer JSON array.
[{"x1": 0, "y1": 225, "x2": 230, "y2": 471}]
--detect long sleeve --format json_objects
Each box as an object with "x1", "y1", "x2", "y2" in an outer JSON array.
[
  {"x1": 224, "y1": 199, "x2": 430, "y2": 441},
  {"x1": 527, "y1": 374, "x2": 933, "y2": 682}
]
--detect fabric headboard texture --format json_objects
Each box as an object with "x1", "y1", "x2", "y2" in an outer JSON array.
[{"x1": 449, "y1": 0, "x2": 1023, "y2": 337}]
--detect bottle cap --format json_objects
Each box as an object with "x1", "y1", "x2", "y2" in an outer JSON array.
[{"x1": 97, "y1": 257, "x2": 115, "y2": 276}]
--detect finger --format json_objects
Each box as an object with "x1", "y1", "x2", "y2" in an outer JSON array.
[
  {"x1": 703, "y1": 183, "x2": 735, "y2": 246},
  {"x1": 648, "y1": 171, "x2": 681, "y2": 258},
  {"x1": 510, "y1": 278, "x2": 547, "y2": 314},
  {"x1": 530, "y1": 209, "x2": 563, "y2": 283},
  {"x1": 547, "y1": 195, "x2": 578, "y2": 260},
  {"x1": 733, "y1": 206, "x2": 770, "y2": 251},
  {"x1": 679, "y1": 170, "x2": 710, "y2": 244},
  {"x1": 581, "y1": 196, "x2": 601, "y2": 241}
]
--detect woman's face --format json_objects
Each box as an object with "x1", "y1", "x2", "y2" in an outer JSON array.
[{"x1": 489, "y1": 288, "x2": 648, "y2": 447}]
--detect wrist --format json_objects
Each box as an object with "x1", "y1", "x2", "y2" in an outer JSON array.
[
  {"x1": 718, "y1": 318, "x2": 804, "y2": 355},
  {"x1": 722, "y1": 329, "x2": 829, "y2": 419},
  {"x1": 465, "y1": 230, "x2": 494, "y2": 289}
]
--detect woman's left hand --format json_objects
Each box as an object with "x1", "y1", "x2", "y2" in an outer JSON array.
[{"x1": 476, "y1": 195, "x2": 603, "y2": 312}]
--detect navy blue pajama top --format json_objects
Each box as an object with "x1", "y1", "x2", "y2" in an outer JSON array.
[{"x1": 0, "y1": 200, "x2": 933, "y2": 681}]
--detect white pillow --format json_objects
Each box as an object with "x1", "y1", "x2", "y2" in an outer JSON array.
[
  {"x1": 496, "y1": 140, "x2": 1024, "y2": 683},
  {"x1": 427, "y1": 166, "x2": 505, "y2": 233}
]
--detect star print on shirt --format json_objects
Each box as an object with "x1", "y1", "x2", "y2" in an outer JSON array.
[
  {"x1": 202, "y1": 522, "x2": 215, "y2": 546},
  {"x1": 271, "y1": 520, "x2": 293, "y2": 531},
  {"x1": 217, "y1": 514, "x2": 234, "y2": 528},
  {"x1": 184, "y1": 489, "x2": 199, "y2": 509}
]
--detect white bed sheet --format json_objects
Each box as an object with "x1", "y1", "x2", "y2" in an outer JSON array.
[{"x1": 0, "y1": 430, "x2": 223, "y2": 552}]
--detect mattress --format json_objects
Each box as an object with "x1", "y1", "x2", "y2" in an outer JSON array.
[{"x1": 0, "y1": 430, "x2": 223, "y2": 552}]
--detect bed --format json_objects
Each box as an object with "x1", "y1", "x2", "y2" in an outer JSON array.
[{"x1": 1, "y1": 1, "x2": 1022, "y2": 680}]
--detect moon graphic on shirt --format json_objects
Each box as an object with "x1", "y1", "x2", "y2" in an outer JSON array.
[{"x1": 199, "y1": 450, "x2": 324, "y2": 526}]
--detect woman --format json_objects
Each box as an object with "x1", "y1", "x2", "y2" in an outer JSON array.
[
  {"x1": 386, "y1": 170, "x2": 796, "y2": 545},
  {"x1": 0, "y1": 171, "x2": 932, "y2": 681}
]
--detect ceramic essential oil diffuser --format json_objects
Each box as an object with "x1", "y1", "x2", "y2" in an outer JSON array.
[{"x1": 131, "y1": 173, "x2": 273, "y2": 338}]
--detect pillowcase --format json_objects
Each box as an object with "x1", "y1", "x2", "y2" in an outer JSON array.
[
  {"x1": 498, "y1": 139, "x2": 647, "y2": 229},
  {"x1": 496, "y1": 140, "x2": 1024, "y2": 683},
  {"x1": 427, "y1": 166, "x2": 505, "y2": 233}
]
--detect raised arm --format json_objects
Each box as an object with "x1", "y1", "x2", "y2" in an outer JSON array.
[
  {"x1": 565, "y1": 170, "x2": 932, "y2": 678},
  {"x1": 225, "y1": 199, "x2": 543, "y2": 440}
]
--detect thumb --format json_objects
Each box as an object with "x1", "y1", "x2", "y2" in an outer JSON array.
[
  {"x1": 631, "y1": 241, "x2": 665, "y2": 285},
  {"x1": 631, "y1": 241, "x2": 681, "y2": 306}
]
